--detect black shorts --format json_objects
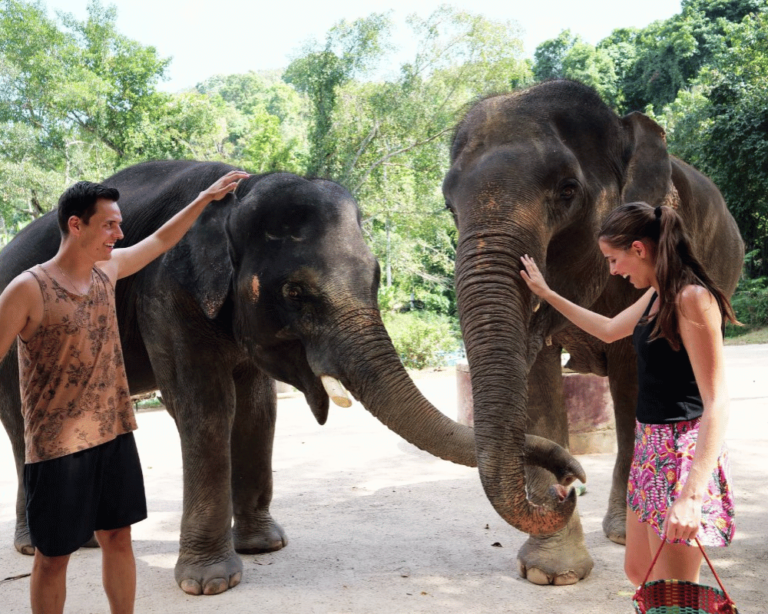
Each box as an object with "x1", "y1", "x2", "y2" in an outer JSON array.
[{"x1": 24, "y1": 432, "x2": 147, "y2": 557}]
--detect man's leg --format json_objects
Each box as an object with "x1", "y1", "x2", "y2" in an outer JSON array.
[
  {"x1": 30, "y1": 550, "x2": 70, "y2": 614},
  {"x1": 96, "y1": 526, "x2": 136, "y2": 614}
]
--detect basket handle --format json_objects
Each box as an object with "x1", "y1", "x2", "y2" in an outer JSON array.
[{"x1": 642, "y1": 535, "x2": 735, "y2": 604}]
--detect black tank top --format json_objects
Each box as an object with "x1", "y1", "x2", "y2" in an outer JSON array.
[{"x1": 632, "y1": 292, "x2": 704, "y2": 424}]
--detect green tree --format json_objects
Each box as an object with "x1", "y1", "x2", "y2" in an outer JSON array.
[
  {"x1": 283, "y1": 13, "x2": 392, "y2": 177},
  {"x1": 532, "y1": 30, "x2": 619, "y2": 107},
  {"x1": 661, "y1": 11, "x2": 768, "y2": 275},
  {"x1": 0, "y1": 0, "x2": 228, "y2": 237},
  {"x1": 196, "y1": 71, "x2": 308, "y2": 173}
]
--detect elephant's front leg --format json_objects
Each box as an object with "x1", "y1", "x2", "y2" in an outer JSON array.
[
  {"x1": 158, "y1": 365, "x2": 243, "y2": 596},
  {"x1": 230, "y1": 364, "x2": 287, "y2": 554},
  {"x1": 517, "y1": 344, "x2": 594, "y2": 585},
  {"x1": 602, "y1": 340, "x2": 639, "y2": 545}
]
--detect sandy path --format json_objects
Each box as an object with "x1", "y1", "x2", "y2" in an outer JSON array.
[{"x1": 1, "y1": 345, "x2": 766, "y2": 613}]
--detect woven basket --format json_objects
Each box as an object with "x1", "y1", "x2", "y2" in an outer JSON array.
[{"x1": 632, "y1": 538, "x2": 738, "y2": 614}]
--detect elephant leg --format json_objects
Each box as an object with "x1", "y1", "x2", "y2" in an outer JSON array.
[
  {"x1": 0, "y1": 350, "x2": 33, "y2": 555},
  {"x1": 517, "y1": 344, "x2": 594, "y2": 585},
  {"x1": 603, "y1": 340, "x2": 638, "y2": 545},
  {"x1": 151, "y1": 352, "x2": 242, "y2": 596},
  {"x1": 230, "y1": 364, "x2": 287, "y2": 554}
]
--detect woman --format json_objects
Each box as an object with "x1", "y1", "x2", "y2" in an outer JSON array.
[{"x1": 520, "y1": 202, "x2": 736, "y2": 586}]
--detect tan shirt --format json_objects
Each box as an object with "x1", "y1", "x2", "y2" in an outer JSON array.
[{"x1": 18, "y1": 264, "x2": 136, "y2": 463}]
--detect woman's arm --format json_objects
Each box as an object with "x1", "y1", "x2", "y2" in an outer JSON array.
[
  {"x1": 662, "y1": 285, "x2": 729, "y2": 542},
  {"x1": 520, "y1": 254, "x2": 653, "y2": 343}
]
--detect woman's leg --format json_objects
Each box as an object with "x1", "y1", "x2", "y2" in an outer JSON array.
[
  {"x1": 624, "y1": 506, "x2": 653, "y2": 587},
  {"x1": 645, "y1": 525, "x2": 704, "y2": 583}
]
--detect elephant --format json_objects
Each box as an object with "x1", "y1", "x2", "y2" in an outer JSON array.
[
  {"x1": 441, "y1": 80, "x2": 744, "y2": 585},
  {"x1": 0, "y1": 159, "x2": 583, "y2": 595}
]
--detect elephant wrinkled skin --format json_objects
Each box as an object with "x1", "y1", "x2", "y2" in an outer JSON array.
[
  {"x1": 0, "y1": 160, "x2": 582, "y2": 595},
  {"x1": 442, "y1": 80, "x2": 744, "y2": 585}
]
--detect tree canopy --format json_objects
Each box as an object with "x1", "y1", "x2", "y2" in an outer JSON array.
[{"x1": 2, "y1": 0, "x2": 768, "y2": 350}]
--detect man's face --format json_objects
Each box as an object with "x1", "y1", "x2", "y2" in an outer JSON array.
[{"x1": 76, "y1": 198, "x2": 124, "y2": 261}]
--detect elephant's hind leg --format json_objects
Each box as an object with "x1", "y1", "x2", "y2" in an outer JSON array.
[
  {"x1": 230, "y1": 364, "x2": 287, "y2": 554},
  {"x1": 0, "y1": 350, "x2": 34, "y2": 555}
]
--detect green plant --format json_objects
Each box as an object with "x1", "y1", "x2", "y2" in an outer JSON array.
[
  {"x1": 381, "y1": 311, "x2": 461, "y2": 370},
  {"x1": 727, "y1": 253, "x2": 768, "y2": 336}
]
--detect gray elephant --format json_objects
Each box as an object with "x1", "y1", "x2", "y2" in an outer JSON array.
[
  {"x1": 442, "y1": 80, "x2": 744, "y2": 585},
  {"x1": 0, "y1": 160, "x2": 582, "y2": 595}
]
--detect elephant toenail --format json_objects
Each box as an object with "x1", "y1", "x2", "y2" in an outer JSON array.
[
  {"x1": 553, "y1": 571, "x2": 579, "y2": 585},
  {"x1": 180, "y1": 579, "x2": 202, "y2": 595},
  {"x1": 203, "y1": 578, "x2": 229, "y2": 595}
]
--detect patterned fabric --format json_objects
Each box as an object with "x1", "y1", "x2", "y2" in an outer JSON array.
[
  {"x1": 18, "y1": 264, "x2": 136, "y2": 463},
  {"x1": 627, "y1": 419, "x2": 735, "y2": 547}
]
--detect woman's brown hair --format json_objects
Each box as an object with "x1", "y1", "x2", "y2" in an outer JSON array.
[{"x1": 598, "y1": 201, "x2": 737, "y2": 350}]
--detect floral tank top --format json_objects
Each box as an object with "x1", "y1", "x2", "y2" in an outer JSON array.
[{"x1": 18, "y1": 264, "x2": 136, "y2": 463}]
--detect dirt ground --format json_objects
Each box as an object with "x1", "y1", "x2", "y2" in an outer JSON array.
[{"x1": 1, "y1": 345, "x2": 767, "y2": 613}]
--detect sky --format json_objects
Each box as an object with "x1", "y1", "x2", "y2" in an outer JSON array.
[{"x1": 39, "y1": 0, "x2": 683, "y2": 92}]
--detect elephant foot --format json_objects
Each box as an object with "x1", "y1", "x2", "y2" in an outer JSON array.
[
  {"x1": 175, "y1": 550, "x2": 243, "y2": 596},
  {"x1": 14, "y1": 525, "x2": 34, "y2": 556},
  {"x1": 81, "y1": 534, "x2": 100, "y2": 548},
  {"x1": 516, "y1": 531, "x2": 594, "y2": 585},
  {"x1": 233, "y1": 512, "x2": 288, "y2": 554},
  {"x1": 603, "y1": 505, "x2": 627, "y2": 545}
]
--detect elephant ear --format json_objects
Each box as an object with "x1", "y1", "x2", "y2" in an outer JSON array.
[
  {"x1": 620, "y1": 111, "x2": 674, "y2": 206},
  {"x1": 161, "y1": 203, "x2": 234, "y2": 320}
]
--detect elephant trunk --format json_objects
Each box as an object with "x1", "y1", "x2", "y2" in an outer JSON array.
[
  {"x1": 320, "y1": 308, "x2": 478, "y2": 467},
  {"x1": 455, "y1": 231, "x2": 576, "y2": 536},
  {"x1": 313, "y1": 308, "x2": 585, "y2": 482}
]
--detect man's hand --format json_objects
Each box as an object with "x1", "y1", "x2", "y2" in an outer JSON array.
[{"x1": 199, "y1": 170, "x2": 249, "y2": 204}]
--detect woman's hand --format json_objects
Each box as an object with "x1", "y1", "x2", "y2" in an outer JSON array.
[
  {"x1": 662, "y1": 494, "x2": 702, "y2": 543},
  {"x1": 520, "y1": 254, "x2": 552, "y2": 299}
]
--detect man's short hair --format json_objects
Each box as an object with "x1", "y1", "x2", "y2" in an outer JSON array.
[{"x1": 57, "y1": 181, "x2": 120, "y2": 235}]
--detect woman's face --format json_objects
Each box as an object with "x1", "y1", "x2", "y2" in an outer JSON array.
[{"x1": 598, "y1": 238, "x2": 656, "y2": 289}]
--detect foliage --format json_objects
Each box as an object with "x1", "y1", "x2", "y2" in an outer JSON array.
[
  {"x1": 196, "y1": 72, "x2": 309, "y2": 173},
  {"x1": 4, "y1": 0, "x2": 768, "y2": 361},
  {"x1": 727, "y1": 251, "x2": 768, "y2": 334},
  {"x1": 533, "y1": 30, "x2": 619, "y2": 107},
  {"x1": 382, "y1": 311, "x2": 461, "y2": 370},
  {"x1": 283, "y1": 13, "x2": 392, "y2": 177},
  {"x1": 659, "y1": 10, "x2": 768, "y2": 276}
]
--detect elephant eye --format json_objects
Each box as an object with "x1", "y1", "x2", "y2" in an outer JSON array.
[
  {"x1": 445, "y1": 200, "x2": 458, "y2": 225},
  {"x1": 282, "y1": 283, "x2": 303, "y2": 302},
  {"x1": 559, "y1": 183, "x2": 579, "y2": 202}
]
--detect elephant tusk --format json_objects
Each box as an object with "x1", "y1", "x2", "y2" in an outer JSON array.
[{"x1": 321, "y1": 375, "x2": 352, "y2": 408}]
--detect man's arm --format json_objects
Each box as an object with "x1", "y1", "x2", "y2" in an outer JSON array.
[
  {"x1": 0, "y1": 274, "x2": 40, "y2": 363},
  {"x1": 100, "y1": 169, "x2": 249, "y2": 283}
]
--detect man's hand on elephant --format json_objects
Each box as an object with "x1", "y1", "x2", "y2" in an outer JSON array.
[
  {"x1": 520, "y1": 254, "x2": 552, "y2": 299},
  {"x1": 201, "y1": 170, "x2": 250, "y2": 202}
]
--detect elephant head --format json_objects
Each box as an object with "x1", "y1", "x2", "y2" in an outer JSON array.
[
  {"x1": 158, "y1": 165, "x2": 582, "y2": 477},
  {"x1": 441, "y1": 80, "x2": 683, "y2": 535}
]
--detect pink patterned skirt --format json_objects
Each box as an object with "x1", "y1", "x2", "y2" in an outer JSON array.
[{"x1": 627, "y1": 418, "x2": 735, "y2": 547}]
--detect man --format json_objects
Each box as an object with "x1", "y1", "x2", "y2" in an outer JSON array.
[{"x1": 0, "y1": 168, "x2": 248, "y2": 614}]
